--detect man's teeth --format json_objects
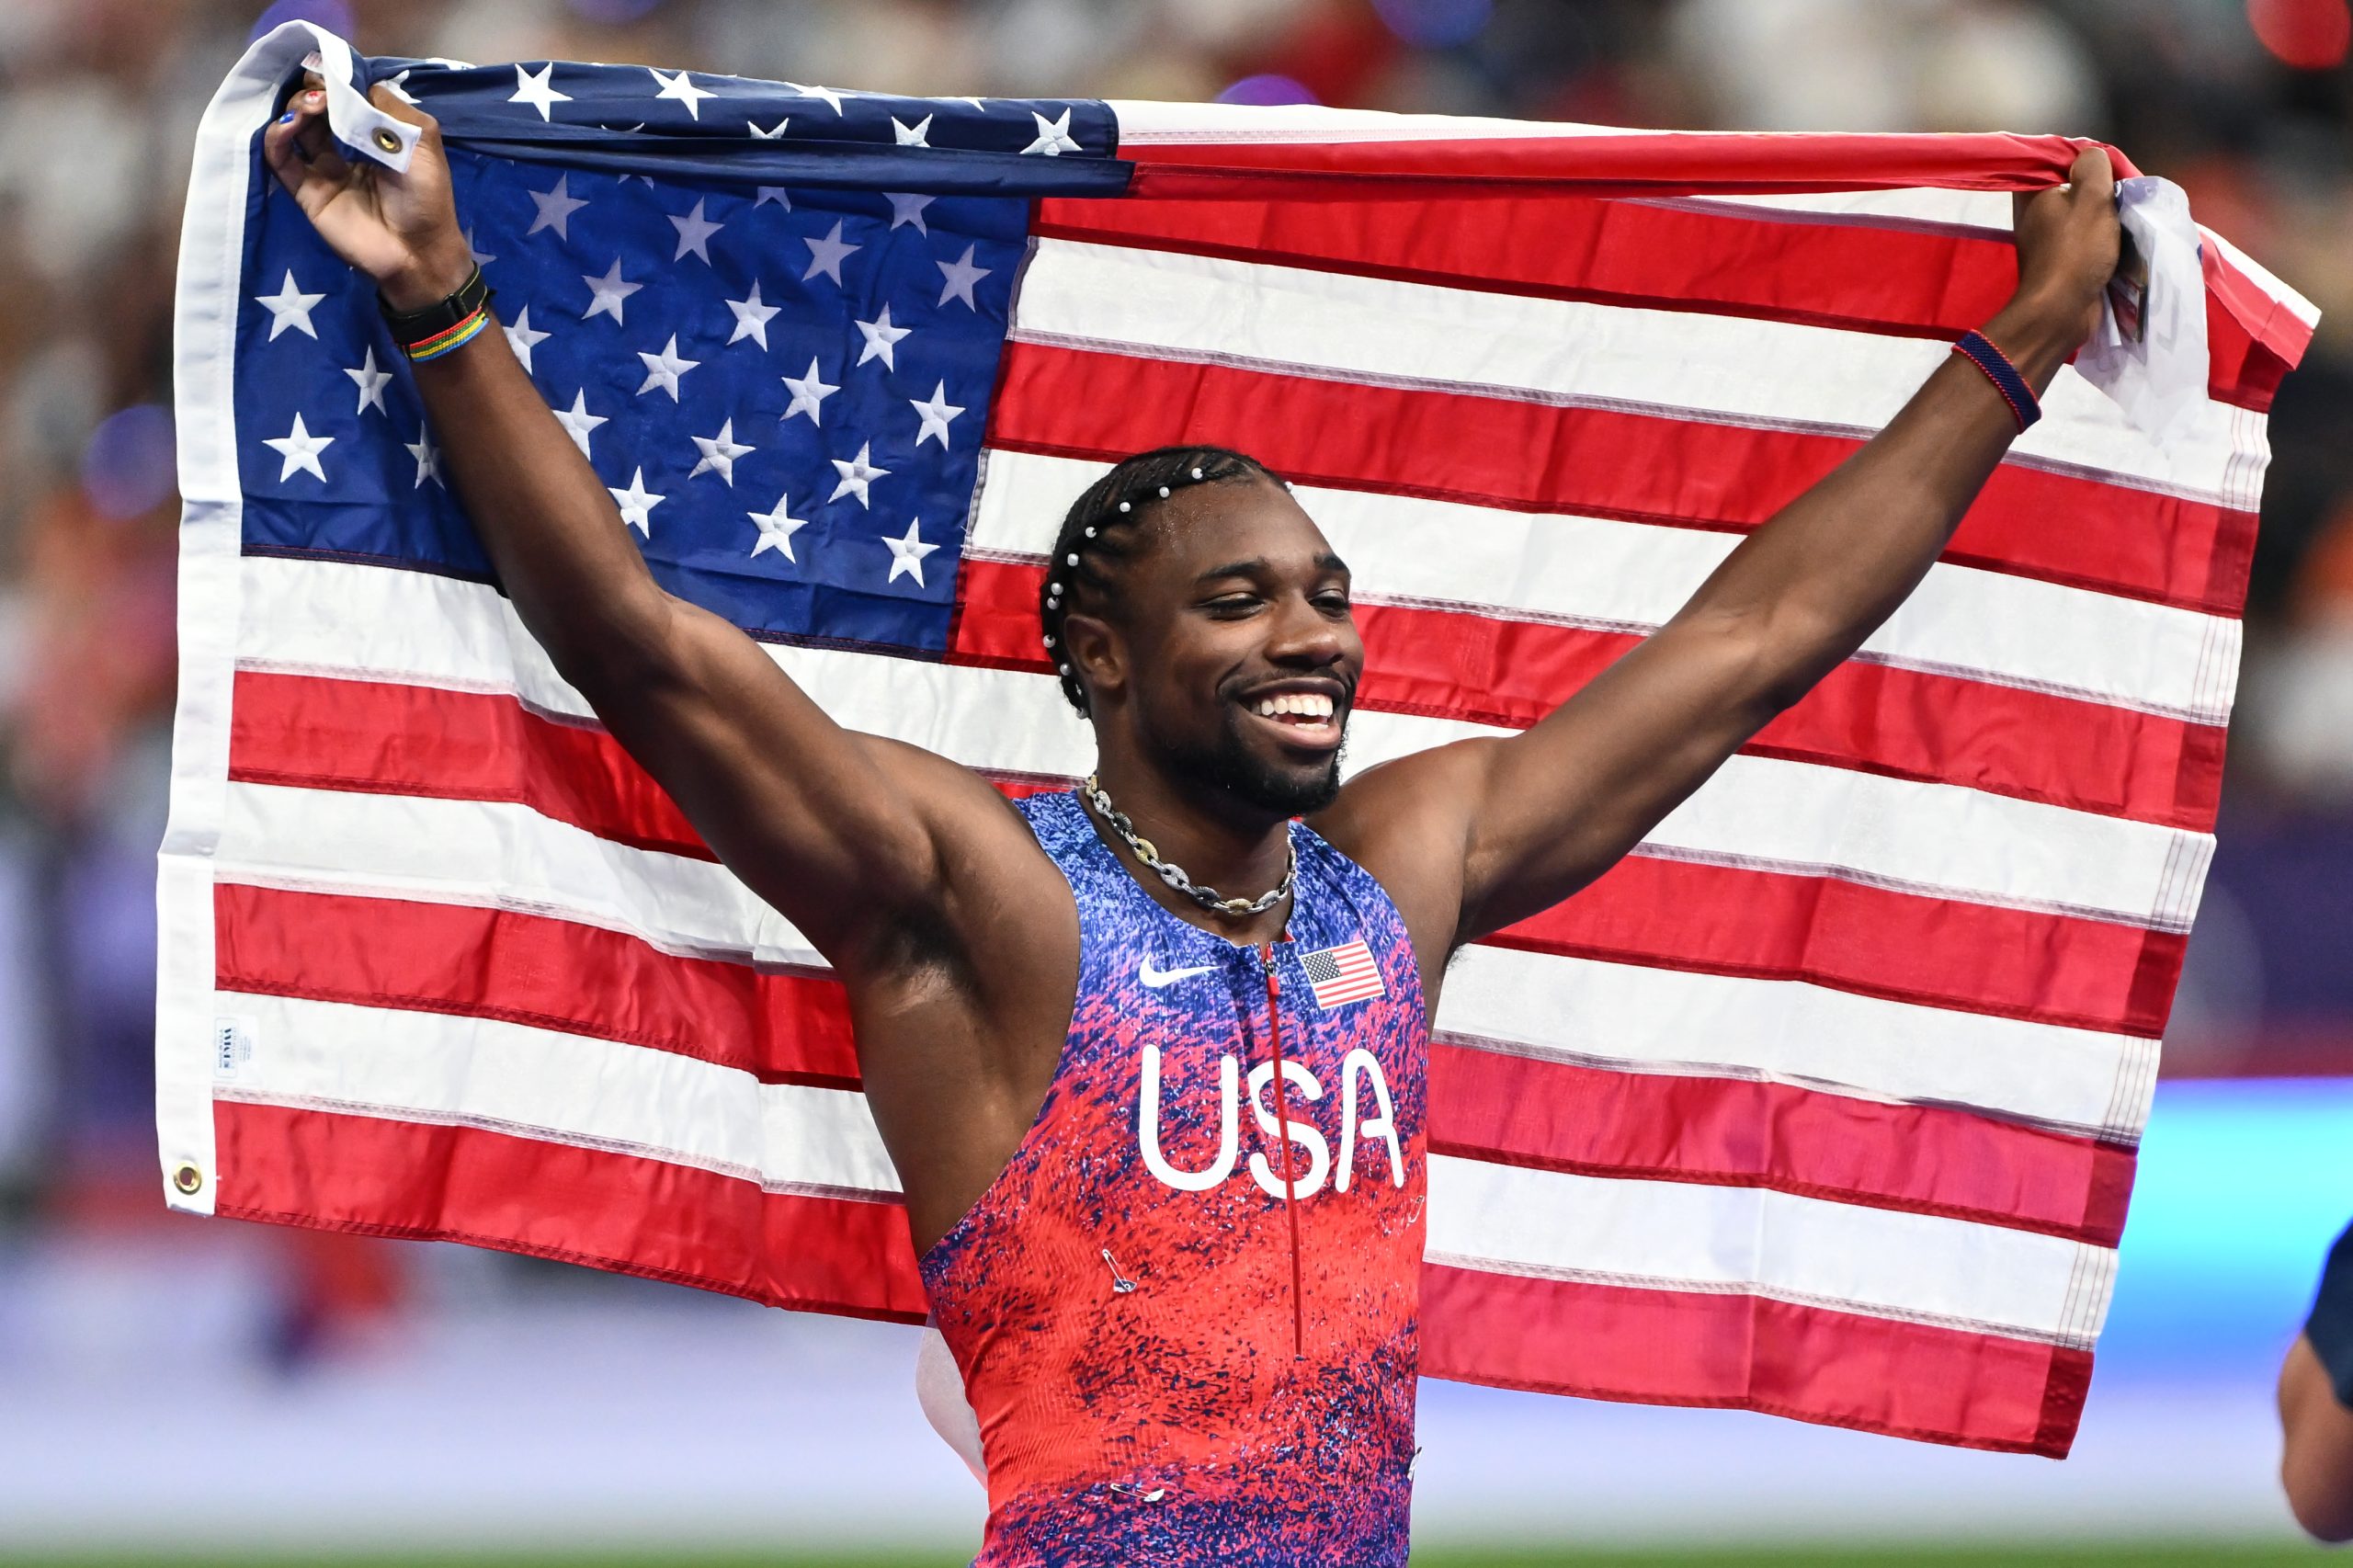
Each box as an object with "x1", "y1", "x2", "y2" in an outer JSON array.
[{"x1": 1253, "y1": 693, "x2": 1336, "y2": 722}]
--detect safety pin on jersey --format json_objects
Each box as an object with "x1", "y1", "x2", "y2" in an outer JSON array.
[
  {"x1": 1108, "y1": 1483, "x2": 1169, "y2": 1504},
  {"x1": 1100, "y1": 1246, "x2": 1139, "y2": 1294}
]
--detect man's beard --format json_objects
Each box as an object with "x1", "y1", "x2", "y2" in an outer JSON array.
[{"x1": 1164, "y1": 704, "x2": 1347, "y2": 818}]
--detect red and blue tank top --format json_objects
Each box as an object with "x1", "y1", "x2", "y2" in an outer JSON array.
[{"x1": 920, "y1": 789, "x2": 1429, "y2": 1565}]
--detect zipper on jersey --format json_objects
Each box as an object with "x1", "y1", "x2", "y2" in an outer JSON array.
[{"x1": 1260, "y1": 941, "x2": 1307, "y2": 1362}]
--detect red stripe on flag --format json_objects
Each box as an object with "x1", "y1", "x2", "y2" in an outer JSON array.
[
  {"x1": 985, "y1": 341, "x2": 2254, "y2": 616},
  {"x1": 215, "y1": 881, "x2": 861, "y2": 1087},
  {"x1": 949, "y1": 556, "x2": 2224, "y2": 830},
  {"x1": 1428, "y1": 1040, "x2": 2136, "y2": 1247},
  {"x1": 230, "y1": 668, "x2": 712, "y2": 861},
  {"x1": 230, "y1": 671, "x2": 2170, "y2": 1033},
  {"x1": 1036, "y1": 195, "x2": 2288, "y2": 413},
  {"x1": 213, "y1": 1099, "x2": 926, "y2": 1323},
  {"x1": 1418, "y1": 1261, "x2": 2091, "y2": 1457},
  {"x1": 1500, "y1": 852, "x2": 2185, "y2": 1039}
]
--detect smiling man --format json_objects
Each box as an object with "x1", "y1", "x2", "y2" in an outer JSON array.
[{"x1": 268, "y1": 76, "x2": 2121, "y2": 1568}]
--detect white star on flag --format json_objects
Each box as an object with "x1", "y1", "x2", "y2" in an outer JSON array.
[
  {"x1": 466, "y1": 227, "x2": 496, "y2": 266},
  {"x1": 854, "y1": 304, "x2": 912, "y2": 369},
  {"x1": 749, "y1": 118, "x2": 790, "y2": 140},
  {"x1": 635, "y1": 335, "x2": 701, "y2": 400},
  {"x1": 748, "y1": 494, "x2": 809, "y2": 562},
  {"x1": 786, "y1": 81, "x2": 844, "y2": 114},
  {"x1": 582, "y1": 258, "x2": 642, "y2": 324},
  {"x1": 1024, "y1": 108, "x2": 1080, "y2": 155},
  {"x1": 404, "y1": 427, "x2": 445, "y2": 488},
  {"x1": 529, "y1": 175, "x2": 588, "y2": 240},
  {"x1": 255, "y1": 270, "x2": 324, "y2": 340},
  {"x1": 650, "y1": 67, "x2": 713, "y2": 119},
  {"x1": 892, "y1": 115, "x2": 932, "y2": 147},
  {"x1": 724, "y1": 280, "x2": 781, "y2": 348},
  {"x1": 510, "y1": 62, "x2": 571, "y2": 121},
  {"x1": 552, "y1": 389, "x2": 608, "y2": 458},
  {"x1": 669, "y1": 198, "x2": 723, "y2": 263},
  {"x1": 801, "y1": 220, "x2": 860, "y2": 286},
  {"x1": 755, "y1": 187, "x2": 791, "y2": 210},
  {"x1": 504, "y1": 306, "x2": 552, "y2": 371},
  {"x1": 344, "y1": 347, "x2": 392, "y2": 415},
  {"x1": 936, "y1": 244, "x2": 990, "y2": 310},
  {"x1": 781, "y1": 358, "x2": 838, "y2": 426},
  {"x1": 689, "y1": 418, "x2": 756, "y2": 484},
  {"x1": 608, "y1": 467, "x2": 666, "y2": 534},
  {"x1": 828, "y1": 442, "x2": 889, "y2": 507},
  {"x1": 881, "y1": 517, "x2": 940, "y2": 586},
  {"x1": 887, "y1": 193, "x2": 935, "y2": 234},
  {"x1": 264, "y1": 412, "x2": 334, "y2": 482},
  {"x1": 909, "y1": 381, "x2": 965, "y2": 449},
  {"x1": 383, "y1": 69, "x2": 418, "y2": 105}
]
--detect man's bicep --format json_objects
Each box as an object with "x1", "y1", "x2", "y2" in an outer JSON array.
[{"x1": 587, "y1": 597, "x2": 963, "y2": 961}]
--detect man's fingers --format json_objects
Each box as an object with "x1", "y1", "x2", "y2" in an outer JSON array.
[
  {"x1": 367, "y1": 81, "x2": 440, "y2": 145},
  {"x1": 2070, "y1": 144, "x2": 2115, "y2": 202}
]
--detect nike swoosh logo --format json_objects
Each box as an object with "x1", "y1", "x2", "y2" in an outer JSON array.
[{"x1": 1140, "y1": 960, "x2": 1217, "y2": 988}]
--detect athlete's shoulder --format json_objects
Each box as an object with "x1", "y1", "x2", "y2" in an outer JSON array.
[{"x1": 1310, "y1": 739, "x2": 1502, "y2": 982}]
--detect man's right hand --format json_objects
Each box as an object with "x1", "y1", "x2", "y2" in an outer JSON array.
[{"x1": 263, "y1": 76, "x2": 474, "y2": 312}]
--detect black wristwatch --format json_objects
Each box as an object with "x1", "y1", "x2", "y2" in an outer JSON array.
[
  {"x1": 2313, "y1": 1221, "x2": 2353, "y2": 1410},
  {"x1": 379, "y1": 264, "x2": 493, "y2": 352}
]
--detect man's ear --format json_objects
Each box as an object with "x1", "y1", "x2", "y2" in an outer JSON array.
[{"x1": 1061, "y1": 610, "x2": 1127, "y2": 710}]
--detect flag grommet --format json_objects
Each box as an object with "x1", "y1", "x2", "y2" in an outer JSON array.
[
  {"x1": 172, "y1": 1163, "x2": 204, "y2": 1196},
  {"x1": 371, "y1": 127, "x2": 404, "y2": 154}
]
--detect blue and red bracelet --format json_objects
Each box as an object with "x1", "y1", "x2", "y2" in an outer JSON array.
[{"x1": 1950, "y1": 328, "x2": 2041, "y2": 433}]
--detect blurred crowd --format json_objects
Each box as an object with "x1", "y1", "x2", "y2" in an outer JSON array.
[{"x1": 0, "y1": 0, "x2": 2346, "y2": 1326}]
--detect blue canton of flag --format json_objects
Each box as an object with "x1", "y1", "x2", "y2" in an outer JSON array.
[{"x1": 233, "y1": 58, "x2": 1118, "y2": 656}]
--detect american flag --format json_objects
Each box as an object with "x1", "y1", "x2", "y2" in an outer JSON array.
[
  {"x1": 1302, "y1": 940, "x2": 1387, "y2": 1009},
  {"x1": 160, "y1": 21, "x2": 2315, "y2": 1458}
]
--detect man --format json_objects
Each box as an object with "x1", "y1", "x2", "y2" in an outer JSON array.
[
  {"x1": 2283, "y1": 1221, "x2": 2353, "y2": 1541},
  {"x1": 267, "y1": 76, "x2": 2121, "y2": 1566}
]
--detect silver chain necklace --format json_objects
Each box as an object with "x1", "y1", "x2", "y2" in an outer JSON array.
[{"x1": 1083, "y1": 774, "x2": 1295, "y2": 918}]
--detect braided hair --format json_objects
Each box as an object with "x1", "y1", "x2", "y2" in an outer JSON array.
[{"x1": 1039, "y1": 445, "x2": 1288, "y2": 715}]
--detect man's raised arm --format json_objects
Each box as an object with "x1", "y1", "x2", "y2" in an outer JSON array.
[
  {"x1": 266, "y1": 83, "x2": 1007, "y2": 971},
  {"x1": 1339, "y1": 147, "x2": 2125, "y2": 951}
]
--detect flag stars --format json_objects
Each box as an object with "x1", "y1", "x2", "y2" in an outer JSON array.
[
  {"x1": 892, "y1": 114, "x2": 932, "y2": 147},
  {"x1": 909, "y1": 381, "x2": 965, "y2": 449},
  {"x1": 255, "y1": 270, "x2": 324, "y2": 340},
  {"x1": 1024, "y1": 108, "x2": 1080, "y2": 155},
  {"x1": 504, "y1": 306, "x2": 551, "y2": 372},
  {"x1": 404, "y1": 427, "x2": 445, "y2": 488},
  {"x1": 748, "y1": 494, "x2": 810, "y2": 562},
  {"x1": 529, "y1": 174, "x2": 588, "y2": 240},
  {"x1": 801, "y1": 220, "x2": 860, "y2": 285},
  {"x1": 755, "y1": 186, "x2": 791, "y2": 210},
  {"x1": 828, "y1": 442, "x2": 889, "y2": 507},
  {"x1": 650, "y1": 67, "x2": 713, "y2": 119},
  {"x1": 724, "y1": 280, "x2": 781, "y2": 348},
  {"x1": 635, "y1": 335, "x2": 701, "y2": 400},
  {"x1": 854, "y1": 304, "x2": 912, "y2": 370},
  {"x1": 669, "y1": 198, "x2": 723, "y2": 262},
  {"x1": 582, "y1": 257, "x2": 642, "y2": 324},
  {"x1": 881, "y1": 517, "x2": 940, "y2": 586},
  {"x1": 787, "y1": 81, "x2": 844, "y2": 114},
  {"x1": 689, "y1": 418, "x2": 756, "y2": 484},
  {"x1": 263, "y1": 412, "x2": 334, "y2": 482},
  {"x1": 608, "y1": 467, "x2": 666, "y2": 534},
  {"x1": 552, "y1": 389, "x2": 608, "y2": 459},
  {"x1": 781, "y1": 358, "x2": 838, "y2": 426},
  {"x1": 936, "y1": 244, "x2": 990, "y2": 310},
  {"x1": 510, "y1": 62, "x2": 571, "y2": 120},
  {"x1": 344, "y1": 347, "x2": 392, "y2": 415},
  {"x1": 887, "y1": 192, "x2": 935, "y2": 234},
  {"x1": 749, "y1": 118, "x2": 790, "y2": 140}
]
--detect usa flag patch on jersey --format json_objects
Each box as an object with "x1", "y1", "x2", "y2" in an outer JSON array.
[{"x1": 1301, "y1": 940, "x2": 1385, "y2": 1008}]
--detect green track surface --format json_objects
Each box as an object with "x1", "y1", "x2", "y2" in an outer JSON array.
[{"x1": 2, "y1": 1547, "x2": 2337, "y2": 1566}]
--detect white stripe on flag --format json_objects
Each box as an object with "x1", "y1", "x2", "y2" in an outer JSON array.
[
  {"x1": 211, "y1": 991, "x2": 900, "y2": 1198},
  {"x1": 1426, "y1": 1153, "x2": 2118, "y2": 1346}
]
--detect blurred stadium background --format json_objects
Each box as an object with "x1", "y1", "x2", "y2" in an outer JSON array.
[{"x1": 1, "y1": 0, "x2": 2350, "y2": 1562}]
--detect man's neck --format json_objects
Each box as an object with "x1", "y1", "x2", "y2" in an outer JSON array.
[{"x1": 1085, "y1": 759, "x2": 1295, "y2": 947}]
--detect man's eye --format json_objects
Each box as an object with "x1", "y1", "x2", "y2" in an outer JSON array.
[{"x1": 1206, "y1": 597, "x2": 1259, "y2": 614}]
